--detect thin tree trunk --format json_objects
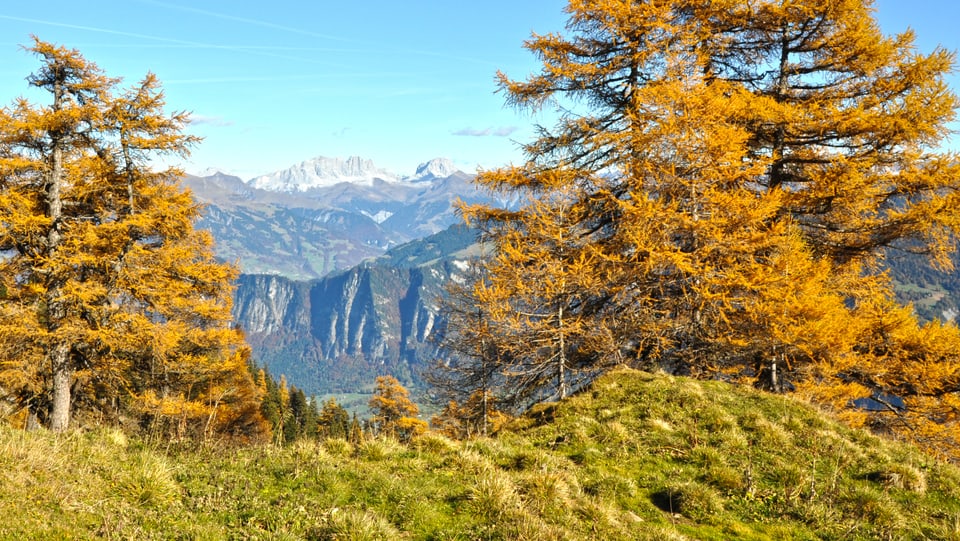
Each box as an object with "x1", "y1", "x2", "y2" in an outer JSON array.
[
  {"x1": 558, "y1": 305, "x2": 567, "y2": 400},
  {"x1": 48, "y1": 342, "x2": 71, "y2": 431},
  {"x1": 768, "y1": 31, "x2": 791, "y2": 190},
  {"x1": 46, "y1": 79, "x2": 70, "y2": 432}
]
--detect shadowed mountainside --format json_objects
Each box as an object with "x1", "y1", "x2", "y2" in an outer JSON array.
[{"x1": 232, "y1": 225, "x2": 480, "y2": 395}]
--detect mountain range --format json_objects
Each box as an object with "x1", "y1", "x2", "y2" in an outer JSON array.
[
  {"x1": 247, "y1": 155, "x2": 461, "y2": 191},
  {"x1": 181, "y1": 156, "x2": 498, "y2": 396},
  {"x1": 184, "y1": 156, "x2": 507, "y2": 281}
]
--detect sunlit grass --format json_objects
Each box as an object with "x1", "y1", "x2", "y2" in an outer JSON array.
[{"x1": 2, "y1": 368, "x2": 960, "y2": 539}]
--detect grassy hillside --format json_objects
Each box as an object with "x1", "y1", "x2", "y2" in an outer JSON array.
[{"x1": 2, "y1": 368, "x2": 960, "y2": 540}]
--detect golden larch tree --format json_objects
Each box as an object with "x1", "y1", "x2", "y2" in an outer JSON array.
[
  {"x1": 427, "y1": 249, "x2": 506, "y2": 434},
  {"x1": 368, "y1": 375, "x2": 427, "y2": 441},
  {"x1": 430, "y1": 391, "x2": 510, "y2": 440},
  {"x1": 459, "y1": 0, "x2": 960, "y2": 456},
  {"x1": 0, "y1": 39, "x2": 266, "y2": 439},
  {"x1": 462, "y1": 180, "x2": 618, "y2": 405}
]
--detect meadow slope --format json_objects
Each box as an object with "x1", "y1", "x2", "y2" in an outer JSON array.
[{"x1": 2, "y1": 368, "x2": 960, "y2": 540}]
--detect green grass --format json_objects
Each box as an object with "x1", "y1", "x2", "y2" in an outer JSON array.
[{"x1": 3, "y1": 368, "x2": 960, "y2": 539}]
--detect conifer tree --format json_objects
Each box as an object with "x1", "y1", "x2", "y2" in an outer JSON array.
[
  {"x1": 428, "y1": 248, "x2": 506, "y2": 432},
  {"x1": 259, "y1": 368, "x2": 282, "y2": 437},
  {"x1": 348, "y1": 413, "x2": 364, "y2": 445},
  {"x1": 462, "y1": 184, "x2": 618, "y2": 404},
  {"x1": 317, "y1": 397, "x2": 351, "y2": 439},
  {"x1": 280, "y1": 386, "x2": 317, "y2": 442},
  {"x1": 430, "y1": 391, "x2": 509, "y2": 440},
  {"x1": 459, "y1": 0, "x2": 960, "y2": 453},
  {"x1": 368, "y1": 375, "x2": 426, "y2": 441},
  {"x1": 0, "y1": 39, "x2": 116, "y2": 431},
  {"x1": 0, "y1": 39, "x2": 266, "y2": 438}
]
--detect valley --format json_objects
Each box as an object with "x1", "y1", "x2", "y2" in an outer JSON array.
[{"x1": 183, "y1": 156, "x2": 497, "y2": 398}]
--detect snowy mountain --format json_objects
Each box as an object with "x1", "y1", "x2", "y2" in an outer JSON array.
[
  {"x1": 244, "y1": 155, "x2": 464, "y2": 193},
  {"x1": 182, "y1": 155, "x2": 489, "y2": 279},
  {"x1": 408, "y1": 158, "x2": 460, "y2": 182},
  {"x1": 248, "y1": 155, "x2": 399, "y2": 191}
]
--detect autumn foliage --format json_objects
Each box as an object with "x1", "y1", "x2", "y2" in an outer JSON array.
[
  {"x1": 430, "y1": 391, "x2": 510, "y2": 439},
  {"x1": 447, "y1": 0, "x2": 960, "y2": 458},
  {"x1": 0, "y1": 39, "x2": 267, "y2": 440},
  {"x1": 368, "y1": 375, "x2": 427, "y2": 442}
]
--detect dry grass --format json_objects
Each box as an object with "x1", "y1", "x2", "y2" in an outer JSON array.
[{"x1": 1, "y1": 368, "x2": 960, "y2": 540}]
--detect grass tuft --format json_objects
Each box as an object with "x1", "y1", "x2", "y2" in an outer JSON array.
[
  {"x1": 321, "y1": 436, "x2": 353, "y2": 457},
  {"x1": 356, "y1": 437, "x2": 404, "y2": 461},
  {"x1": 653, "y1": 481, "x2": 725, "y2": 523},
  {"x1": 308, "y1": 507, "x2": 403, "y2": 540},
  {"x1": 411, "y1": 432, "x2": 459, "y2": 455},
  {"x1": 114, "y1": 451, "x2": 180, "y2": 508},
  {"x1": 867, "y1": 462, "x2": 928, "y2": 494},
  {"x1": 468, "y1": 470, "x2": 523, "y2": 521}
]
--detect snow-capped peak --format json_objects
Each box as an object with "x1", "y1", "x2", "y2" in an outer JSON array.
[
  {"x1": 247, "y1": 156, "x2": 400, "y2": 192},
  {"x1": 408, "y1": 158, "x2": 461, "y2": 182},
  {"x1": 194, "y1": 166, "x2": 237, "y2": 178}
]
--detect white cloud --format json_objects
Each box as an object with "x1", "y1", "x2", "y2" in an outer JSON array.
[
  {"x1": 188, "y1": 115, "x2": 234, "y2": 127},
  {"x1": 453, "y1": 126, "x2": 517, "y2": 137}
]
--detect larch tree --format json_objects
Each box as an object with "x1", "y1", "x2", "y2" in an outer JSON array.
[
  {"x1": 461, "y1": 181, "x2": 618, "y2": 406},
  {"x1": 0, "y1": 39, "x2": 267, "y2": 439},
  {"x1": 429, "y1": 263, "x2": 509, "y2": 437},
  {"x1": 317, "y1": 397, "x2": 351, "y2": 439},
  {"x1": 700, "y1": 0, "x2": 960, "y2": 453},
  {"x1": 457, "y1": 0, "x2": 960, "y2": 454},
  {"x1": 427, "y1": 240, "x2": 508, "y2": 433},
  {"x1": 430, "y1": 391, "x2": 510, "y2": 440},
  {"x1": 0, "y1": 39, "x2": 116, "y2": 431},
  {"x1": 462, "y1": 0, "x2": 840, "y2": 398},
  {"x1": 368, "y1": 375, "x2": 427, "y2": 441}
]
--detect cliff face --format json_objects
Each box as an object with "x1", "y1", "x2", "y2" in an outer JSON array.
[
  {"x1": 232, "y1": 225, "x2": 476, "y2": 395},
  {"x1": 233, "y1": 274, "x2": 312, "y2": 336}
]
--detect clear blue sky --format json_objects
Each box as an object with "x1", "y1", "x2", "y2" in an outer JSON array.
[{"x1": 0, "y1": 1, "x2": 957, "y2": 179}]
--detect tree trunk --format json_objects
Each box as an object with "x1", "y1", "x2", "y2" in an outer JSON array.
[
  {"x1": 46, "y1": 79, "x2": 69, "y2": 431},
  {"x1": 754, "y1": 357, "x2": 788, "y2": 394},
  {"x1": 48, "y1": 342, "x2": 71, "y2": 431},
  {"x1": 557, "y1": 305, "x2": 567, "y2": 400}
]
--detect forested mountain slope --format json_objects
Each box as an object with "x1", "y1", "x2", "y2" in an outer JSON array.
[
  {"x1": 232, "y1": 225, "x2": 480, "y2": 395},
  {"x1": 887, "y1": 249, "x2": 960, "y2": 323}
]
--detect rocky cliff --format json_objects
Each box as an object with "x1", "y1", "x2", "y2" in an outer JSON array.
[{"x1": 232, "y1": 225, "x2": 479, "y2": 395}]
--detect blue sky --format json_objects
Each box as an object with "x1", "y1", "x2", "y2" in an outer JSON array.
[{"x1": 0, "y1": 1, "x2": 957, "y2": 179}]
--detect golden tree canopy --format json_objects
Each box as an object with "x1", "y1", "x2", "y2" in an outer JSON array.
[
  {"x1": 369, "y1": 375, "x2": 426, "y2": 441},
  {"x1": 452, "y1": 0, "x2": 960, "y2": 457},
  {"x1": 0, "y1": 39, "x2": 266, "y2": 440}
]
